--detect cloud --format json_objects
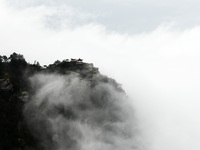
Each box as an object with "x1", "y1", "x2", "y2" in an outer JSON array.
[
  {"x1": 1, "y1": 0, "x2": 200, "y2": 64},
  {"x1": 24, "y1": 73, "x2": 143, "y2": 150},
  {"x1": 1, "y1": 0, "x2": 200, "y2": 149},
  {"x1": 4, "y1": 0, "x2": 200, "y2": 34}
]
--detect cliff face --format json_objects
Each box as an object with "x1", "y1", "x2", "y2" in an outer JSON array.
[{"x1": 0, "y1": 53, "x2": 133, "y2": 150}]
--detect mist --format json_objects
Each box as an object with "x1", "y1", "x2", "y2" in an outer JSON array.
[
  {"x1": 1, "y1": 0, "x2": 200, "y2": 149},
  {"x1": 24, "y1": 73, "x2": 143, "y2": 150}
]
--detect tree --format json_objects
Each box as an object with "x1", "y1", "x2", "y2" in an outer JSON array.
[
  {"x1": 54, "y1": 60, "x2": 61, "y2": 65},
  {"x1": 0, "y1": 55, "x2": 2, "y2": 62},
  {"x1": 2, "y1": 55, "x2": 8, "y2": 62},
  {"x1": 9, "y1": 52, "x2": 24, "y2": 61}
]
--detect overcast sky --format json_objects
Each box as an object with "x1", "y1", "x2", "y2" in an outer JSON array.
[
  {"x1": 4, "y1": 0, "x2": 200, "y2": 33},
  {"x1": 1, "y1": 0, "x2": 200, "y2": 150}
]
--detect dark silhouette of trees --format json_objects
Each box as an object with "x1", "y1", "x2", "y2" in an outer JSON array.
[{"x1": 0, "y1": 53, "x2": 104, "y2": 150}]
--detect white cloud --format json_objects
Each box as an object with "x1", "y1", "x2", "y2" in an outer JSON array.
[
  {"x1": 5, "y1": 0, "x2": 200, "y2": 34},
  {"x1": 1, "y1": 0, "x2": 200, "y2": 149},
  {"x1": 25, "y1": 73, "x2": 142, "y2": 150}
]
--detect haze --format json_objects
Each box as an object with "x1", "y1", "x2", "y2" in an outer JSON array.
[{"x1": 1, "y1": 0, "x2": 200, "y2": 149}]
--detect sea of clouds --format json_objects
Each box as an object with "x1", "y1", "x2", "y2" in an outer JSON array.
[{"x1": 1, "y1": 0, "x2": 200, "y2": 149}]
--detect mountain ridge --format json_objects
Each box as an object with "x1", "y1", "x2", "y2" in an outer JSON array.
[{"x1": 0, "y1": 52, "x2": 127, "y2": 150}]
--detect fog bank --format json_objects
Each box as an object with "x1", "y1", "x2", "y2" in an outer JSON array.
[{"x1": 24, "y1": 73, "x2": 144, "y2": 150}]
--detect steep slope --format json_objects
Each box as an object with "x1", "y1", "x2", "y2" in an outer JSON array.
[{"x1": 0, "y1": 53, "x2": 140, "y2": 150}]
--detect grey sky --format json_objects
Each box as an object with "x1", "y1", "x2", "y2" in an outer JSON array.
[{"x1": 5, "y1": 0, "x2": 200, "y2": 33}]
